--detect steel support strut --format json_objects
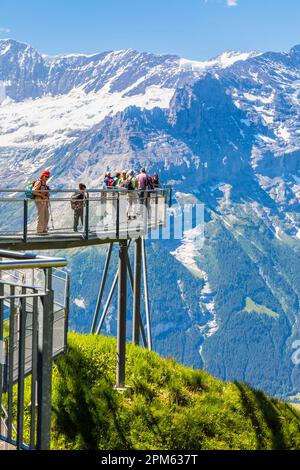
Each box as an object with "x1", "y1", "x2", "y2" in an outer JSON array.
[
  {"x1": 126, "y1": 248, "x2": 147, "y2": 348},
  {"x1": 142, "y1": 238, "x2": 152, "y2": 351},
  {"x1": 116, "y1": 241, "x2": 128, "y2": 389},
  {"x1": 91, "y1": 243, "x2": 113, "y2": 334},
  {"x1": 96, "y1": 269, "x2": 118, "y2": 336}
]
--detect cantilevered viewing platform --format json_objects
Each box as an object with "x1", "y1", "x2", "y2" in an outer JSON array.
[
  {"x1": 0, "y1": 187, "x2": 173, "y2": 450},
  {"x1": 0, "y1": 188, "x2": 171, "y2": 250}
]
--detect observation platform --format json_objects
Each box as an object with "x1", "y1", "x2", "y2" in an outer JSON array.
[
  {"x1": 0, "y1": 188, "x2": 171, "y2": 250},
  {"x1": 0, "y1": 187, "x2": 173, "y2": 450}
]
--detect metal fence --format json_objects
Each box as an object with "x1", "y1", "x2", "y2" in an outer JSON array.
[{"x1": 0, "y1": 251, "x2": 69, "y2": 450}]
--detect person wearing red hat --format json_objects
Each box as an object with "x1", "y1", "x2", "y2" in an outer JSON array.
[{"x1": 33, "y1": 170, "x2": 51, "y2": 235}]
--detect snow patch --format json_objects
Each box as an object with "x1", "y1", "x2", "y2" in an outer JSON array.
[
  {"x1": 276, "y1": 125, "x2": 291, "y2": 142},
  {"x1": 171, "y1": 226, "x2": 204, "y2": 276},
  {"x1": 74, "y1": 298, "x2": 86, "y2": 309},
  {"x1": 0, "y1": 84, "x2": 175, "y2": 148},
  {"x1": 179, "y1": 51, "x2": 259, "y2": 72}
]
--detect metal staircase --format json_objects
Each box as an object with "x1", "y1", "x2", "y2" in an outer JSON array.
[{"x1": 0, "y1": 251, "x2": 69, "y2": 450}]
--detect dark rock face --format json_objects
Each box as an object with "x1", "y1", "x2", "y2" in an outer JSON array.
[{"x1": 0, "y1": 39, "x2": 47, "y2": 100}]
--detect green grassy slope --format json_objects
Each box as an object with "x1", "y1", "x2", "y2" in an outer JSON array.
[{"x1": 25, "y1": 333, "x2": 300, "y2": 450}]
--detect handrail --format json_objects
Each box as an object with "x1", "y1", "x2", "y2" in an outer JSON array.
[
  {"x1": 0, "y1": 187, "x2": 171, "y2": 194},
  {"x1": 0, "y1": 251, "x2": 68, "y2": 270},
  {"x1": 0, "y1": 187, "x2": 172, "y2": 244}
]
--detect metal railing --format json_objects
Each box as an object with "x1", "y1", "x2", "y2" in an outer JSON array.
[
  {"x1": 0, "y1": 251, "x2": 69, "y2": 450},
  {"x1": 0, "y1": 188, "x2": 172, "y2": 243}
]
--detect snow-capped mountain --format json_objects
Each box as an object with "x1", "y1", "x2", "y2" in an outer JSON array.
[
  {"x1": 0, "y1": 39, "x2": 299, "y2": 191},
  {"x1": 1, "y1": 39, "x2": 300, "y2": 401}
]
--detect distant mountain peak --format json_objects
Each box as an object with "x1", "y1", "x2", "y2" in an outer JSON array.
[
  {"x1": 290, "y1": 44, "x2": 300, "y2": 55},
  {"x1": 178, "y1": 50, "x2": 260, "y2": 72},
  {"x1": 0, "y1": 37, "x2": 33, "y2": 50}
]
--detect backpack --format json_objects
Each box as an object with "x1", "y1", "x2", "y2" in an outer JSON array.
[
  {"x1": 105, "y1": 177, "x2": 114, "y2": 187},
  {"x1": 126, "y1": 177, "x2": 136, "y2": 191},
  {"x1": 25, "y1": 181, "x2": 37, "y2": 199},
  {"x1": 131, "y1": 176, "x2": 138, "y2": 190},
  {"x1": 147, "y1": 176, "x2": 154, "y2": 191},
  {"x1": 71, "y1": 192, "x2": 83, "y2": 210}
]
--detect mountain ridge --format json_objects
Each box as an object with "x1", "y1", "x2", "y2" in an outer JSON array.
[{"x1": 0, "y1": 39, "x2": 300, "y2": 401}]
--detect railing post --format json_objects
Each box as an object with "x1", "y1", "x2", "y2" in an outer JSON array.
[
  {"x1": 23, "y1": 199, "x2": 28, "y2": 243},
  {"x1": 0, "y1": 283, "x2": 4, "y2": 428},
  {"x1": 30, "y1": 293, "x2": 38, "y2": 449},
  {"x1": 85, "y1": 193, "x2": 89, "y2": 240},
  {"x1": 16, "y1": 288, "x2": 27, "y2": 450},
  {"x1": 155, "y1": 190, "x2": 158, "y2": 229},
  {"x1": 37, "y1": 269, "x2": 54, "y2": 450},
  {"x1": 168, "y1": 187, "x2": 173, "y2": 208}
]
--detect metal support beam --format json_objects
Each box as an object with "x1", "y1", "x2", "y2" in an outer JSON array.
[
  {"x1": 30, "y1": 294, "x2": 38, "y2": 448},
  {"x1": 132, "y1": 238, "x2": 142, "y2": 346},
  {"x1": 126, "y1": 248, "x2": 147, "y2": 349},
  {"x1": 95, "y1": 241, "x2": 131, "y2": 337},
  {"x1": 85, "y1": 194, "x2": 90, "y2": 241},
  {"x1": 116, "y1": 241, "x2": 128, "y2": 389},
  {"x1": 116, "y1": 193, "x2": 120, "y2": 239},
  {"x1": 64, "y1": 274, "x2": 70, "y2": 353},
  {"x1": 142, "y1": 238, "x2": 152, "y2": 351},
  {"x1": 0, "y1": 283, "x2": 4, "y2": 428},
  {"x1": 16, "y1": 289, "x2": 27, "y2": 449},
  {"x1": 91, "y1": 243, "x2": 113, "y2": 334},
  {"x1": 95, "y1": 269, "x2": 118, "y2": 336},
  {"x1": 168, "y1": 187, "x2": 173, "y2": 208},
  {"x1": 7, "y1": 285, "x2": 15, "y2": 441},
  {"x1": 36, "y1": 270, "x2": 54, "y2": 450},
  {"x1": 23, "y1": 199, "x2": 28, "y2": 243}
]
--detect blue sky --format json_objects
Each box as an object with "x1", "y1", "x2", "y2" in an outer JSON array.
[{"x1": 0, "y1": 0, "x2": 300, "y2": 60}]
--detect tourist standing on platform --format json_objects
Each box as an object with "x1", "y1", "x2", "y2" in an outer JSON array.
[
  {"x1": 153, "y1": 173, "x2": 161, "y2": 189},
  {"x1": 147, "y1": 174, "x2": 154, "y2": 191},
  {"x1": 137, "y1": 168, "x2": 148, "y2": 205},
  {"x1": 103, "y1": 172, "x2": 114, "y2": 188},
  {"x1": 71, "y1": 183, "x2": 87, "y2": 232},
  {"x1": 33, "y1": 170, "x2": 51, "y2": 235},
  {"x1": 101, "y1": 173, "x2": 113, "y2": 222},
  {"x1": 113, "y1": 172, "x2": 122, "y2": 188},
  {"x1": 126, "y1": 170, "x2": 137, "y2": 190},
  {"x1": 126, "y1": 170, "x2": 138, "y2": 219},
  {"x1": 119, "y1": 170, "x2": 128, "y2": 189}
]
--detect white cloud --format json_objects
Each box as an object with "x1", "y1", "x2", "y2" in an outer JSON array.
[
  {"x1": 227, "y1": 0, "x2": 238, "y2": 6},
  {"x1": 203, "y1": 0, "x2": 239, "y2": 7},
  {"x1": 0, "y1": 27, "x2": 11, "y2": 34}
]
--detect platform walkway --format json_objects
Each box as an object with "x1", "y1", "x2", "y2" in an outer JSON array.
[{"x1": 0, "y1": 188, "x2": 170, "y2": 250}]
